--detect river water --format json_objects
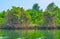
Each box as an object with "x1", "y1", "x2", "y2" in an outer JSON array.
[{"x1": 0, "y1": 29, "x2": 60, "y2": 39}]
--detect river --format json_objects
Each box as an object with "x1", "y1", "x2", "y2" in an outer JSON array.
[{"x1": 0, "y1": 29, "x2": 60, "y2": 39}]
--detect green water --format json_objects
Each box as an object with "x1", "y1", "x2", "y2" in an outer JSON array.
[{"x1": 0, "y1": 29, "x2": 60, "y2": 39}]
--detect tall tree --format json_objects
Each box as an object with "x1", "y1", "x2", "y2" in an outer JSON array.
[
  {"x1": 32, "y1": 3, "x2": 40, "y2": 11},
  {"x1": 46, "y1": 3, "x2": 57, "y2": 12}
]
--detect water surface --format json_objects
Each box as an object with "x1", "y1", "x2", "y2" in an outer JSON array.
[{"x1": 0, "y1": 29, "x2": 60, "y2": 39}]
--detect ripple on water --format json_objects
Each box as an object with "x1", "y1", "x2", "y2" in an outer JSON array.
[
  {"x1": 0, "y1": 36, "x2": 8, "y2": 39},
  {"x1": 36, "y1": 37, "x2": 41, "y2": 39}
]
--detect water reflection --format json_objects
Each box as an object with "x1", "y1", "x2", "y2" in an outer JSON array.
[{"x1": 0, "y1": 29, "x2": 60, "y2": 39}]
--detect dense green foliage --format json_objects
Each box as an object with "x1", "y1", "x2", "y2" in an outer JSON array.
[
  {"x1": 0, "y1": 3, "x2": 60, "y2": 27},
  {"x1": 0, "y1": 3, "x2": 60, "y2": 39}
]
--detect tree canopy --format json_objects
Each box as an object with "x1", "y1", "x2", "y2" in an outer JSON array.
[{"x1": 0, "y1": 3, "x2": 60, "y2": 27}]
